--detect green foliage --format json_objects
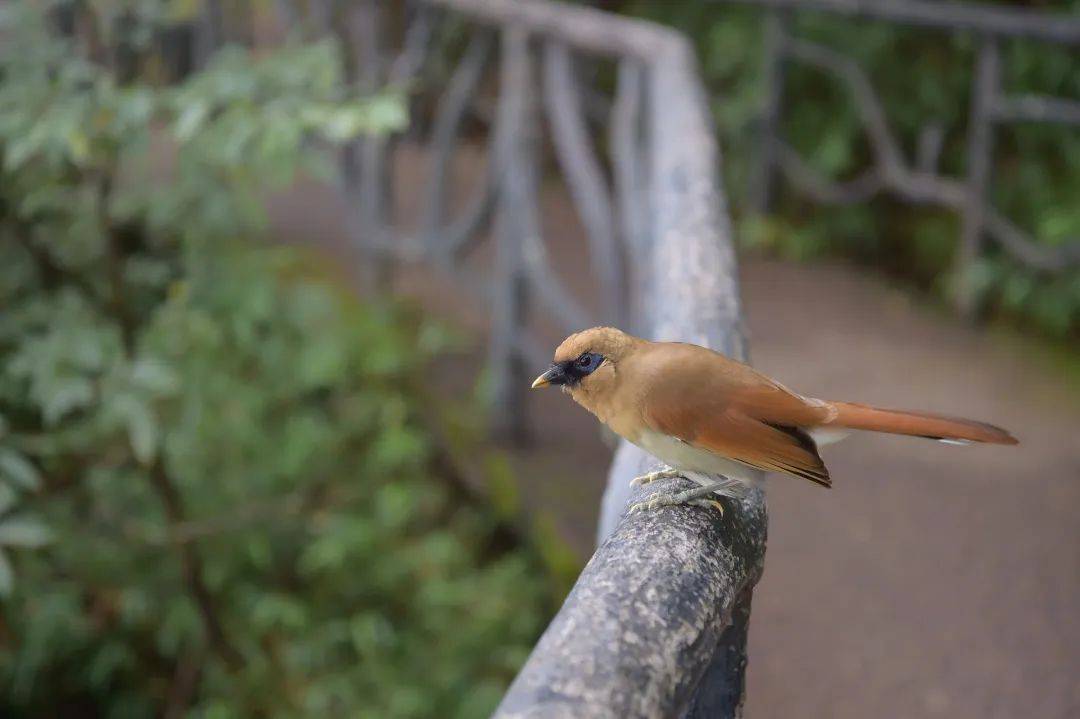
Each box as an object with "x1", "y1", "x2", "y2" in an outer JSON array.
[
  {"x1": 0, "y1": 3, "x2": 546, "y2": 716},
  {"x1": 625, "y1": 0, "x2": 1080, "y2": 339}
]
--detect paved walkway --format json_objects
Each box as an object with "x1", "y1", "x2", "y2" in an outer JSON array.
[{"x1": 740, "y1": 260, "x2": 1079, "y2": 719}]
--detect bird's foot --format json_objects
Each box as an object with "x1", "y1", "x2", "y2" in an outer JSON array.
[
  {"x1": 688, "y1": 498, "x2": 725, "y2": 515},
  {"x1": 627, "y1": 485, "x2": 726, "y2": 515},
  {"x1": 629, "y1": 467, "x2": 683, "y2": 487}
]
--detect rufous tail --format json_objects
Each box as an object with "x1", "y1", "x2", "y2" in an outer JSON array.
[{"x1": 824, "y1": 401, "x2": 1017, "y2": 445}]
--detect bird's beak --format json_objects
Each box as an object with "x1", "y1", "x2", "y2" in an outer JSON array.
[{"x1": 531, "y1": 364, "x2": 566, "y2": 389}]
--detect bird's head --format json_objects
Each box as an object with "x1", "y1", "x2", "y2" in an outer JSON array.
[{"x1": 530, "y1": 327, "x2": 640, "y2": 394}]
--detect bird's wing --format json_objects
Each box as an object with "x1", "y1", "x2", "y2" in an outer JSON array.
[{"x1": 640, "y1": 344, "x2": 832, "y2": 487}]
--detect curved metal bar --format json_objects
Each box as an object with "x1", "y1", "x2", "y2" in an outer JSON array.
[
  {"x1": 444, "y1": 160, "x2": 497, "y2": 261},
  {"x1": 784, "y1": 36, "x2": 905, "y2": 178},
  {"x1": 994, "y1": 94, "x2": 1080, "y2": 126},
  {"x1": 985, "y1": 212, "x2": 1080, "y2": 272},
  {"x1": 310, "y1": 0, "x2": 333, "y2": 36},
  {"x1": 611, "y1": 58, "x2": 649, "y2": 331},
  {"x1": 775, "y1": 33, "x2": 973, "y2": 211},
  {"x1": 915, "y1": 122, "x2": 945, "y2": 174},
  {"x1": 955, "y1": 34, "x2": 999, "y2": 315},
  {"x1": 273, "y1": 0, "x2": 298, "y2": 30},
  {"x1": 450, "y1": 264, "x2": 552, "y2": 369},
  {"x1": 542, "y1": 40, "x2": 624, "y2": 327},
  {"x1": 522, "y1": 233, "x2": 594, "y2": 334},
  {"x1": 424, "y1": 0, "x2": 685, "y2": 60},
  {"x1": 774, "y1": 119, "x2": 1080, "y2": 273},
  {"x1": 748, "y1": 9, "x2": 788, "y2": 215},
  {"x1": 418, "y1": 30, "x2": 494, "y2": 255},
  {"x1": 753, "y1": 6, "x2": 1076, "y2": 301},
  {"x1": 774, "y1": 140, "x2": 883, "y2": 204},
  {"x1": 714, "y1": 0, "x2": 1080, "y2": 44},
  {"x1": 487, "y1": 25, "x2": 537, "y2": 441},
  {"x1": 389, "y1": 4, "x2": 435, "y2": 84}
]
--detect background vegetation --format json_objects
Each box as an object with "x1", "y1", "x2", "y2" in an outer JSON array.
[
  {"x1": 0, "y1": 3, "x2": 550, "y2": 716},
  {"x1": 624, "y1": 0, "x2": 1080, "y2": 341}
]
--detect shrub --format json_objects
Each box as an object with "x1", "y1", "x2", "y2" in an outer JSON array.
[{"x1": 0, "y1": 3, "x2": 547, "y2": 716}]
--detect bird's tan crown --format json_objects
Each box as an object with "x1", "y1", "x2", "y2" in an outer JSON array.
[{"x1": 552, "y1": 327, "x2": 641, "y2": 363}]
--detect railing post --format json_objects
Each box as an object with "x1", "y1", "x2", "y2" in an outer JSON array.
[
  {"x1": 543, "y1": 40, "x2": 624, "y2": 328},
  {"x1": 488, "y1": 26, "x2": 537, "y2": 443},
  {"x1": 611, "y1": 58, "x2": 650, "y2": 336},
  {"x1": 195, "y1": 0, "x2": 223, "y2": 69},
  {"x1": 748, "y1": 9, "x2": 788, "y2": 216},
  {"x1": 956, "y1": 33, "x2": 999, "y2": 318},
  {"x1": 355, "y1": 0, "x2": 396, "y2": 291}
]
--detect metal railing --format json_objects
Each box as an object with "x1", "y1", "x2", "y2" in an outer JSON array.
[
  {"x1": 407, "y1": 3, "x2": 765, "y2": 715},
  {"x1": 279, "y1": 0, "x2": 766, "y2": 714},
  {"x1": 307, "y1": 0, "x2": 648, "y2": 440},
  {"x1": 731, "y1": 0, "x2": 1080, "y2": 315}
]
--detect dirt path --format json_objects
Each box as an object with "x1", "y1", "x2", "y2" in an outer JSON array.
[
  {"x1": 740, "y1": 260, "x2": 1080, "y2": 719},
  {"x1": 268, "y1": 162, "x2": 1080, "y2": 718}
]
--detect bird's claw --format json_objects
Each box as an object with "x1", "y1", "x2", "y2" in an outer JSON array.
[
  {"x1": 688, "y1": 498, "x2": 725, "y2": 515},
  {"x1": 627, "y1": 497, "x2": 658, "y2": 514},
  {"x1": 627, "y1": 491, "x2": 726, "y2": 516},
  {"x1": 628, "y1": 467, "x2": 682, "y2": 487}
]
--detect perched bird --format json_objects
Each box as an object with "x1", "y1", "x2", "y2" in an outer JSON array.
[{"x1": 531, "y1": 327, "x2": 1017, "y2": 514}]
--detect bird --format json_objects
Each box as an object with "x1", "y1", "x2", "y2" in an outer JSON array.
[{"x1": 530, "y1": 327, "x2": 1017, "y2": 514}]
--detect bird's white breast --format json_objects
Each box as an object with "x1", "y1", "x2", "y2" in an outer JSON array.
[{"x1": 636, "y1": 429, "x2": 761, "y2": 487}]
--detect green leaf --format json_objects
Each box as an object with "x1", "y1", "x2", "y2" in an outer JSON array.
[
  {"x1": 0, "y1": 516, "x2": 52, "y2": 547},
  {"x1": 0, "y1": 550, "x2": 11, "y2": 597},
  {"x1": 174, "y1": 100, "x2": 209, "y2": 142},
  {"x1": 4, "y1": 135, "x2": 39, "y2": 171},
  {"x1": 0, "y1": 484, "x2": 16, "y2": 515},
  {"x1": 64, "y1": 129, "x2": 90, "y2": 164},
  {"x1": 104, "y1": 390, "x2": 161, "y2": 466},
  {"x1": 130, "y1": 357, "x2": 180, "y2": 396},
  {"x1": 125, "y1": 400, "x2": 159, "y2": 465},
  {"x1": 0, "y1": 449, "x2": 42, "y2": 491},
  {"x1": 41, "y1": 377, "x2": 96, "y2": 426},
  {"x1": 358, "y1": 94, "x2": 409, "y2": 133}
]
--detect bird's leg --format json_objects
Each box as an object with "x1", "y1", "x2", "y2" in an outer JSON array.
[
  {"x1": 627, "y1": 481, "x2": 730, "y2": 515},
  {"x1": 628, "y1": 467, "x2": 683, "y2": 487}
]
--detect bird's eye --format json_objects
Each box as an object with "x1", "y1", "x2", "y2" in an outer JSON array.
[{"x1": 577, "y1": 354, "x2": 592, "y2": 368}]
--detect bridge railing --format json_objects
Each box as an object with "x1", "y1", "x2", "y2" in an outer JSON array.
[
  {"x1": 727, "y1": 0, "x2": 1080, "y2": 316},
  {"x1": 281, "y1": 0, "x2": 765, "y2": 715}
]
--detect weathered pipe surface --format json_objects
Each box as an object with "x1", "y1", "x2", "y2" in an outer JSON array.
[{"x1": 495, "y1": 469, "x2": 765, "y2": 718}]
